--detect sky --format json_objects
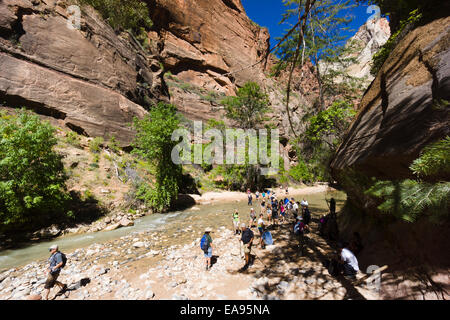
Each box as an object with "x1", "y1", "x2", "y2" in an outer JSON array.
[{"x1": 241, "y1": 0, "x2": 375, "y2": 49}]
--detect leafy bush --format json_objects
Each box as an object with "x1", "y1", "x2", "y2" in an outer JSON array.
[
  {"x1": 410, "y1": 137, "x2": 450, "y2": 179},
  {"x1": 0, "y1": 110, "x2": 70, "y2": 229},
  {"x1": 79, "y1": 0, "x2": 153, "y2": 48},
  {"x1": 289, "y1": 159, "x2": 314, "y2": 183},
  {"x1": 133, "y1": 103, "x2": 182, "y2": 212},
  {"x1": 221, "y1": 82, "x2": 270, "y2": 129},
  {"x1": 89, "y1": 137, "x2": 104, "y2": 153}
]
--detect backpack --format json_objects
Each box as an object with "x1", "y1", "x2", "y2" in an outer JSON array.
[
  {"x1": 60, "y1": 252, "x2": 67, "y2": 268},
  {"x1": 200, "y1": 235, "x2": 209, "y2": 252}
]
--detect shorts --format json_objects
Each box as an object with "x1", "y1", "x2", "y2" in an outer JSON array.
[
  {"x1": 243, "y1": 243, "x2": 252, "y2": 254},
  {"x1": 204, "y1": 247, "x2": 212, "y2": 258},
  {"x1": 44, "y1": 271, "x2": 60, "y2": 289},
  {"x1": 258, "y1": 227, "x2": 264, "y2": 234}
]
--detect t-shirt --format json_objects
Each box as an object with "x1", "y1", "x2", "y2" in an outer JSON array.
[
  {"x1": 233, "y1": 213, "x2": 239, "y2": 222},
  {"x1": 301, "y1": 200, "x2": 308, "y2": 207},
  {"x1": 241, "y1": 228, "x2": 254, "y2": 244},
  {"x1": 49, "y1": 252, "x2": 63, "y2": 273},
  {"x1": 250, "y1": 210, "x2": 256, "y2": 219},
  {"x1": 293, "y1": 203, "x2": 299, "y2": 210},
  {"x1": 341, "y1": 248, "x2": 359, "y2": 271},
  {"x1": 257, "y1": 218, "x2": 264, "y2": 228}
]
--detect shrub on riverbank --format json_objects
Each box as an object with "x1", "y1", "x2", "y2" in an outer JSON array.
[{"x1": 0, "y1": 110, "x2": 71, "y2": 231}]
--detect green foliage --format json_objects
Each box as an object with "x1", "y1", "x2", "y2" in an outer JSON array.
[
  {"x1": 79, "y1": 0, "x2": 152, "y2": 48},
  {"x1": 133, "y1": 103, "x2": 182, "y2": 212},
  {"x1": 0, "y1": 110, "x2": 70, "y2": 228},
  {"x1": 289, "y1": 159, "x2": 314, "y2": 183},
  {"x1": 365, "y1": 180, "x2": 449, "y2": 223},
  {"x1": 65, "y1": 131, "x2": 82, "y2": 148},
  {"x1": 363, "y1": 137, "x2": 450, "y2": 223},
  {"x1": 370, "y1": 8, "x2": 423, "y2": 76},
  {"x1": 221, "y1": 82, "x2": 270, "y2": 129},
  {"x1": 410, "y1": 137, "x2": 450, "y2": 179},
  {"x1": 304, "y1": 100, "x2": 356, "y2": 146},
  {"x1": 89, "y1": 137, "x2": 104, "y2": 153}
]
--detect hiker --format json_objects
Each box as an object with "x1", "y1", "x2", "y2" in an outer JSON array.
[
  {"x1": 285, "y1": 186, "x2": 289, "y2": 195},
  {"x1": 232, "y1": 209, "x2": 240, "y2": 235},
  {"x1": 329, "y1": 198, "x2": 336, "y2": 216},
  {"x1": 300, "y1": 198, "x2": 308, "y2": 209},
  {"x1": 200, "y1": 228, "x2": 214, "y2": 271},
  {"x1": 262, "y1": 191, "x2": 266, "y2": 199},
  {"x1": 240, "y1": 223, "x2": 254, "y2": 270},
  {"x1": 249, "y1": 207, "x2": 257, "y2": 228},
  {"x1": 266, "y1": 203, "x2": 272, "y2": 225},
  {"x1": 337, "y1": 242, "x2": 359, "y2": 279},
  {"x1": 303, "y1": 205, "x2": 311, "y2": 225},
  {"x1": 260, "y1": 199, "x2": 266, "y2": 215},
  {"x1": 257, "y1": 214, "x2": 266, "y2": 248},
  {"x1": 255, "y1": 190, "x2": 260, "y2": 201},
  {"x1": 43, "y1": 245, "x2": 67, "y2": 300},
  {"x1": 293, "y1": 201, "x2": 299, "y2": 220},
  {"x1": 293, "y1": 217, "x2": 308, "y2": 254},
  {"x1": 247, "y1": 192, "x2": 253, "y2": 206},
  {"x1": 280, "y1": 201, "x2": 286, "y2": 223}
]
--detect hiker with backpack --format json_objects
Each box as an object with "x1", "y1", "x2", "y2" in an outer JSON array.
[
  {"x1": 240, "y1": 223, "x2": 254, "y2": 271},
  {"x1": 247, "y1": 191, "x2": 253, "y2": 206},
  {"x1": 200, "y1": 228, "x2": 214, "y2": 271},
  {"x1": 43, "y1": 244, "x2": 67, "y2": 300},
  {"x1": 303, "y1": 205, "x2": 311, "y2": 225}
]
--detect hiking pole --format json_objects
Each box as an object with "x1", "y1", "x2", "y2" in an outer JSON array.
[{"x1": 253, "y1": 248, "x2": 267, "y2": 268}]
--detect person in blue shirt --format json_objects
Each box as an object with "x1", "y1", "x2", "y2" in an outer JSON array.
[{"x1": 44, "y1": 245, "x2": 67, "y2": 300}]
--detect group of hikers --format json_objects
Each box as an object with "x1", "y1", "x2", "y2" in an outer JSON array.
[
  {"x1": 202, "y1": 188, "x2": 362, "y2": 280},
  {"x1": 40, "y1": 188, "x2": 360, "y2": 300}
]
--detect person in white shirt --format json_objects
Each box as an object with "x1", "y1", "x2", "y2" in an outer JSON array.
[{"x1": 338, "y1": 242, "x2": 359, "y2": 278}]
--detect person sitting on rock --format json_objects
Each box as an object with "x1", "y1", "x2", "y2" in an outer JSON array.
[
  {"x1": 240, "y1": 223, "x2": 254, "y2": 271},
  {"x1": 337, "y1": 242, "x2": 359, "y2": 280},
  {"x1": 43, "y1": 245, "x2": 67, "y2": 300}
]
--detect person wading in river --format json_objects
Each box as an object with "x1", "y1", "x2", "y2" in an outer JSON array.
[
  {"x1": 43, "y1": 245, "x2": 67, "y2": 300},
  {"x1": 232, "y1": 209, "x2": 240, "y2": 235},
  {"x1": 240, "y1": 223, "x2": 254, "y2": 271}
]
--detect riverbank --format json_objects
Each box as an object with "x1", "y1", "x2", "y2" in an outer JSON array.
[
  {"x1": 0, "y1": 188, "x2": 385, "y2": 300},
  {"x1": 0, "y1": 202, "x2": 380, "y2": 300}
]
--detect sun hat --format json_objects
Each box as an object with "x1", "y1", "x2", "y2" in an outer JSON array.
[
  {"x1": 205, "y1": 227, "x2": 213, "y2": 233},
  {"x1": 49, "y1": 244, "x2": 58, "y2": 251}
]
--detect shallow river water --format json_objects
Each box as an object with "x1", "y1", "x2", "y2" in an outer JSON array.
[{"x1": 0, "y1": 190, "x2": 346, "y2": 271}]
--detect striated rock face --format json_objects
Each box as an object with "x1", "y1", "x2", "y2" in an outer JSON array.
[
  {"x1": 147, "y1": 0, "x2": 270, "y2": 94},
  {"x1": 331, "y1": 17, "x2": 450, "y2": 181},
  {"x1": 0, "y1": 0, "x2": 166, "y2": 146}
]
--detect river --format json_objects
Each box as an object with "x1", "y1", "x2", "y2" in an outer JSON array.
[{"x1": 0, "y1": 189, "x2": 346, "y2": 272}]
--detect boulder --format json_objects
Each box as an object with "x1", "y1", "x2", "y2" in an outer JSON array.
[{"x1": 119, "y1": 218, "x2": 134, "y2": 228}]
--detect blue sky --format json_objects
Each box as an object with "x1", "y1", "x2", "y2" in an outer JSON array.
[{"x1": 241, "y1": 0, "x2": 374, "y2": 48}]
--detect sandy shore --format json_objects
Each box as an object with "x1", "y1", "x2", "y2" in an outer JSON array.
[{"x1": 190, "y1": 184, "x2": 331, "y2": 204}]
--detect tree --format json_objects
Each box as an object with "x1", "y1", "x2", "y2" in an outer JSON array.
[
  {"x1": 0, "y1": 110, "x2": 70, "y2": 230},
  {"x1": 133, "y1": 103, "x2": 182, "y2": 212},
  {"x1": 221, "y1": 82, "x2": 270, "y2": 129}
]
